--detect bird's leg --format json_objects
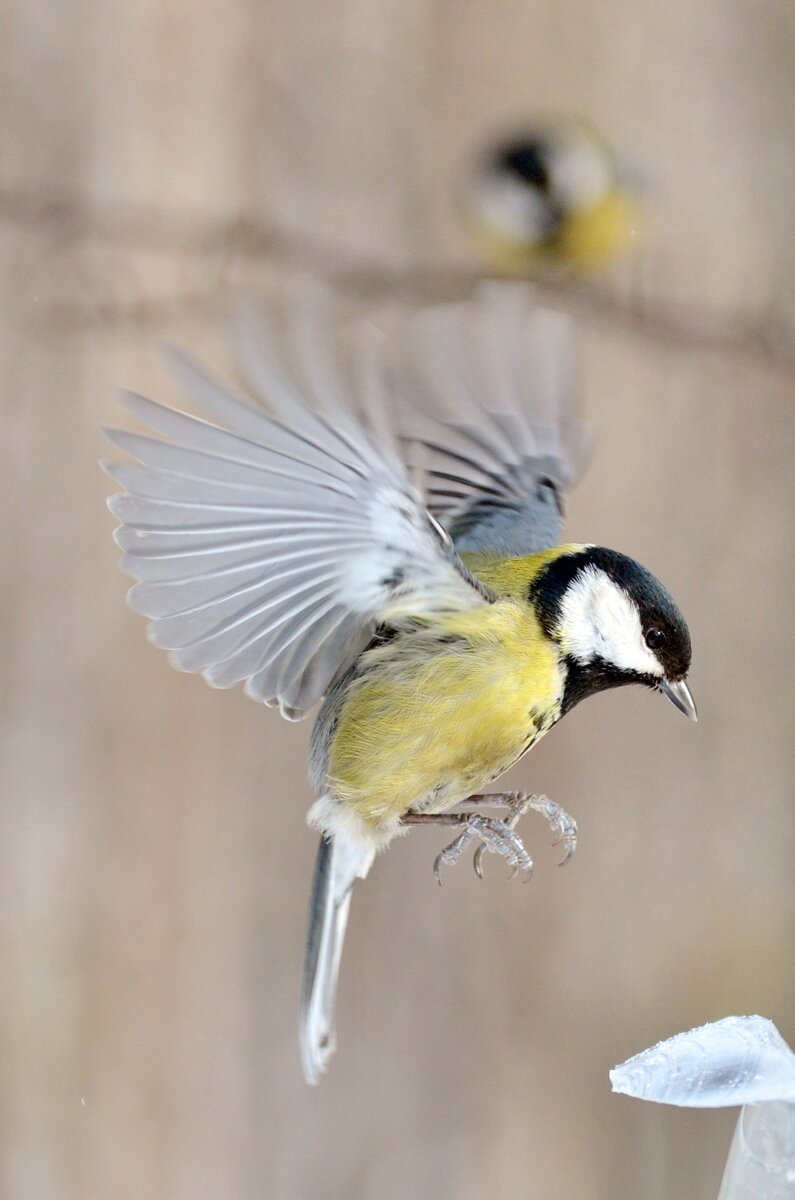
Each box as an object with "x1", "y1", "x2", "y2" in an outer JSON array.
[
  {"x1": 404, "y1": 792, "x2": 577, "y2": 884},
  {"x1": 400, "y1": 812, "x2": 533, "y2": 885},
  {"x1": 456, "y1": 792, "x2": 578, "y2": 870}
]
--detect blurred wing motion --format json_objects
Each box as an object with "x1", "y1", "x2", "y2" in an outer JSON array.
[
  {"x1": 394, "y1": 283, "x2": 588, "y2": 557},
  {"x1": 103, "y1": 297, "x2": 489, "y2": 720}
]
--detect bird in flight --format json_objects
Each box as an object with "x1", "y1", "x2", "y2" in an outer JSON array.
[{"x1": 104, "y1": 283, "x2": 695, "y2": 1084}]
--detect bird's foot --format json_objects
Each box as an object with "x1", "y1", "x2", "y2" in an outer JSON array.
[
  {"x1": 457, "y1": 791, "x2": 577, "y2": 879},
  {"x1": 401, "y1": 792, "x2": 577, "y2": 884},
  {"x1": 400, "y1": 811, "x2": 533, "y2": 885},
  {"x1": 509, "y1": 792, "x2": 578, "y2": 866},
  {"x1": 437, "y1": 815, "x2": 534, "y2": 885}
]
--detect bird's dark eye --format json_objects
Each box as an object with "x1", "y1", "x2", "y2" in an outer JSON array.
[{"x1": 645, "y1": 627, "x2": 666, "y2": 650}]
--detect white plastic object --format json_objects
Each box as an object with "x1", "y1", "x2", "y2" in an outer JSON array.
[
  {"x1": 610, "y1": 1016, "x2": 795, "y2": 1107},
  {"x1": 611, "y1": 1016, "x2": 795, "y2": 1198},
  {"x1": 717, "y1": 1102, "x2": 795, "y2": 1199}
]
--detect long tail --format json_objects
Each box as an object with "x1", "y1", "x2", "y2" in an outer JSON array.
[{"x1": 300, "y1": 832, "x2": 374, "y2": 1084}]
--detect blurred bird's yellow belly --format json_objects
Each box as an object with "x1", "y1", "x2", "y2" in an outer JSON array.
[{"x1": 326, "y1": 601, "x2": 563, "y2": 829}]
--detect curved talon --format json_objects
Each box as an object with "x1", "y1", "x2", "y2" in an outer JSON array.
[
  {"x1": 556, "y1": 833, "x2": 578, "y2": 867},
  {"x1": 551, "y1": 814, "x2": 578, "y2": 866},
  {"x1": 433, "y1": 828, "x2": 476, "y2": 883},
  {"x1": 472, "y1": 842, "x2": 523, "y2": 880},
  {"x1": 469, "y1": 818, "x2": 533, "y2": 882}
]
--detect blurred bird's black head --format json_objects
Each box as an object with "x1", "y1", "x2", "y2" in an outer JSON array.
[
  {"x1": 496, "y1": 140, "x2": 553, "y2": 192},
  {"x1": 530, "y1": 546, "x2": 695, "y2": 719}
]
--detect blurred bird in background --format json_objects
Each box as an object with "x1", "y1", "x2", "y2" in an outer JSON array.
[
  {"x1": 104, "y1": 282, "x2": 694, "y2": 1085},
  {"x1": 459, "y1": 117, "x2": 639, "y2": 274}
]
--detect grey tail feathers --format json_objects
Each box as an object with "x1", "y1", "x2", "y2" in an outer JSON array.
[{"x1": 300, "y1": 832, "x2": 375, "y2": 1084}]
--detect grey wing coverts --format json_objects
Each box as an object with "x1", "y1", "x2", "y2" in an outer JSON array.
[{"x1": 394, "y1": 283, "x2": 587, "y2": 557}]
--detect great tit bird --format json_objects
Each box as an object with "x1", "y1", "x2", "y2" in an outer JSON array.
[
  {"x1": 104, "y1": 283, "x2": 694, "y2": 1085},
  {"x1": 460, "y1": 118, "x2": 638, "y2": 274}
]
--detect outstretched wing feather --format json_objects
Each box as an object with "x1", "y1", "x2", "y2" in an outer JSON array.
[{"x1": 106, "y1": 317, "x2": 488, "y2": 718}]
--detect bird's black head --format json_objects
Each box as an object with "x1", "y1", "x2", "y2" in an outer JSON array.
[
  {"x1": 496, "y1": 140, "x2": 552, "y2": 191},
  {"x1": 530, "y1": 546, "x2": 695, "y2": 719}
]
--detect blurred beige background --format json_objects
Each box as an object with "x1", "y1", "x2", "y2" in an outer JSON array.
[{"x1": 3, "y1": 2, "x2": 795, "y2": 1198}]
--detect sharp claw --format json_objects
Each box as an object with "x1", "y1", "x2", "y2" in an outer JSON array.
[
  {"x1": 434, "y1": 854, "x2": 444, "y2": 885},
  {"x1": 556, "y1": 821, "x2": 578, "y2": 864},
  {"x1": 473, "y1": 847, "x2": 485, "y2": 880},
  {"x1": 557, "y1": 842, "x2": 575, "y2": 867}
]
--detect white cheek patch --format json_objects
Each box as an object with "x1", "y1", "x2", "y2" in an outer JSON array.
[{"x1": 558, "y1": 566, "x2": 664, "y2": 677}]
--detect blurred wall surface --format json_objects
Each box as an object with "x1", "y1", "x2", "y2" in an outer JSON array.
[{"x1": 2, "y1": 2, "x2": 795, "y2": 1198}]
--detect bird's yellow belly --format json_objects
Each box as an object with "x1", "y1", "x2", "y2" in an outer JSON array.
[{"x1": 325, "y1": 603, "x2": 562, "y2": 829}]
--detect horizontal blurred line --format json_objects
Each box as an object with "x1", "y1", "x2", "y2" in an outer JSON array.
[{"x1": 3, "y1": 182, "x2": 794, "y2": 373}]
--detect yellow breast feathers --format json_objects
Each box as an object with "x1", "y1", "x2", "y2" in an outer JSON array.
[{"x1": 326, "y1": 594, "x2": 564, "y2": 829}]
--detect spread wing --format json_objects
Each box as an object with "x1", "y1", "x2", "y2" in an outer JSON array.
[
  {"x1": 394, "y1": 283, "x2": 589, "y2": 557},
  {"x1": 104, "y1": 297, "x2": 490, "y2": 720}
]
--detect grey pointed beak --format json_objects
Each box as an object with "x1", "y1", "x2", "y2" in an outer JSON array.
[{"x1": 660, "y1": 677, "x2": 698, "y2": 722}]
